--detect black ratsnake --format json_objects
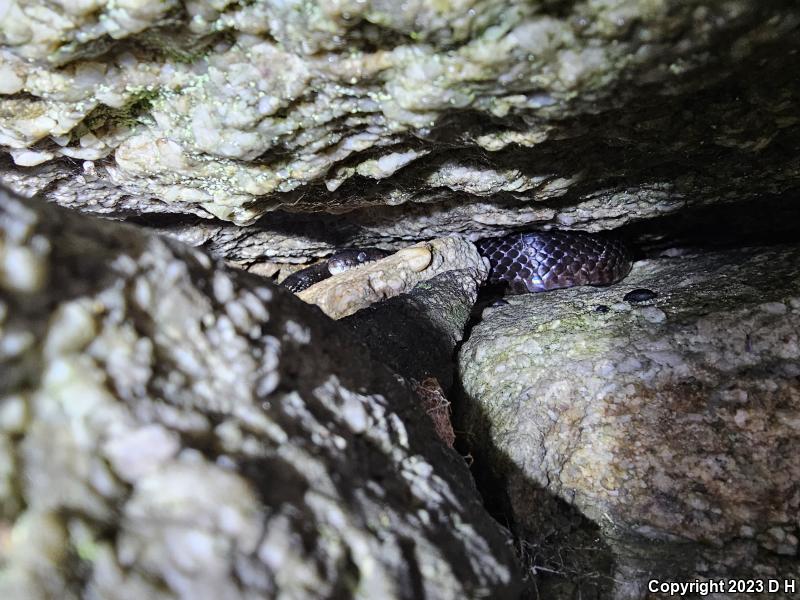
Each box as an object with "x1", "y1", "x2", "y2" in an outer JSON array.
[{"x1": 281, "y1": 231, "x2": 632, "y2": 295}]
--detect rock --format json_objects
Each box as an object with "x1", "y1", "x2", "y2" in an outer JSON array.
[
  {"x1": 339, "y1": 267, "x2": 486, "y2": 451},
  {"x1": 297, "y1": 237, "x2": 486, "y2": 319},
  {"x1": 622, "y1": 288, "x2": 658, "y2": 303},
  {"x1": 0, "y1": 186, "x2": 523, "y2": 599},
  {"x1": 341, "y1": 268, "x2": 486, "y2": 389},
  {"x1": 459, "y1": 245, "x2": 800, "y2": 596},
  {"x1": 1, "y1": 3, "x2": 799, "y2": 248},
  {"x1": 3, "y1": 2, "x2": 800, "y2": 597}
]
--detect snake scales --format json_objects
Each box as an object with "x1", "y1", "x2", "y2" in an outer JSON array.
[{"x1": 282, "y1": 231, "x2": 632, "y2": 295}]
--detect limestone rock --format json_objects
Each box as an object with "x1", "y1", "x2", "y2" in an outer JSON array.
[
  {"x1": 3, "y1": 2, "x2": 800, "y2": 597},
  {"x1": 296, "y1": 237, "x2": 486, "y2": 319},
  {"x1": 459, "y1": 244, "x2": 800, "y2": 595},
  {"x1": 341, "y1": 267, "x2": 485, "y2": 389},
  {"x1": 0, "y1": 186, "x2": 522, "y2": 600},
  {"x1": 1, "y1": 2, "x2": 799, "y2": 248}
]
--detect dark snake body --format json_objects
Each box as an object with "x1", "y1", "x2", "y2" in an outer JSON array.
[
  {"x1": 477, "y1": 231, "x2": 632, "y2": 294},
  {"x1": 282, "y1": 248, "x2": 391, "y2": 292},
  {"x1": 282, "y1": 232, "x2": 632, "y2": 294}
]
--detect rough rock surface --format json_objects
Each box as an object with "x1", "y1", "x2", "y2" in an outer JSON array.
[
  {"x1": 459, "y1": 245, "x2": 800, "y2": 597},
  {"x1": 297, "y1": 236, "x2": 485, "y2": 319},
  {"x1": 0, "y1": 186, "x2": 523, "y2": 599},
  {"x1": 3, "y1": 2, "x2": 800, "y2": 597},
  {"x1": 341, "y1": 268, "x2": 485, "y2": 390},
  {"x1": 1, "y1": 2, "x2": 799, "y2": 254}
]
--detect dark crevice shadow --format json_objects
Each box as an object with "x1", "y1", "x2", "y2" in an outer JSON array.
[
  {"x1": 340, "y1": 272, "x2": 474, "y2": 391},
  {"x1": 617, "y1": 189, "x2": 800, "y2": 256},
  {"x1": 397, "y1": 536, "x2": 427, "y2": 600},
  {"x1": 449, "y1": 369, "x2": 616, "y2": 599},
  {"x1": 70, "y1": 185, "x2": 800, "y2": 270}
]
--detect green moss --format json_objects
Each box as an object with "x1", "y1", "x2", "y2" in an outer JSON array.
[
  {"x1": 140, "y1": 30, "x2": 233, "y2": 65},
  {"x1": 70, "y1": 89, "x2": 160, "y2": 141},
  {"x1": 75, "y1": 537, "x2": 100, "y2": 562}
]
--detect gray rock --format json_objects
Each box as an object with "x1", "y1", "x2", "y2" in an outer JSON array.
[
  {"x1": 1, "y1": 3, "x2": 799, "y2": 253},
  {"x1": 0, "y1": 186, "x2": 523, "y2": 600},
  {"x1": 3, "y1": 2, "x2": 800, "y2": 597},
  {"x1": 459, "y1": 245, "x2": 800, "y2": 597},
  {"x1": 342, "y1": 268, "x2": 485, "y2": 390},
  {"x1": 295, "y1": 237, "x2": 486, "y2": 319}
]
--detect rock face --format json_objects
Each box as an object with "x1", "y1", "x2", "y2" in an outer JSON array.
[
  {"x1": 0, "y1": 186, "x2": 522, "y2": 599},
  {"x1": 297, "y1": 237, "x2": 486, "y2": 319},
  {"x1": 342, "y1": 267, "x2": 486, "y2": 390},
  {"x1": 459, "y1": 245, "x2": 800, "y2": 597},
  {"x1": 3, "y1": 2, "x2": 800, "y2": 598},
  {"x1": 2, "y1": 2, "x2": 800, "y2": 257}
]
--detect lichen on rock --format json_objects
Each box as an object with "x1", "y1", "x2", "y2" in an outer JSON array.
[
  {"x1": 459, "y1": 243, "x2": 800, "y2": 594},
  {"x1": 2, "y1": 1, "x2": 799, "y2": 239},
  {"x1": 0, "y1": 186, "x2": 522, "y2": 599}
]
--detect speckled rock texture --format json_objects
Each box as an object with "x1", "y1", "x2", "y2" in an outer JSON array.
[
  {"x1": 0, "y1": 186, "x2": 523, "y2": 600},
  {"x1": 1, "y1": 2, "x2": 799, "y2": 260},
  {"x1": 297, "y1": 237, "x2": 485, "y2": 319},
  {"x1": 459, "y1": 244, "x2": 800, "y2": 597},
  {"x1": 341, "y1": 268, "x2": 485, "y2": 390}
]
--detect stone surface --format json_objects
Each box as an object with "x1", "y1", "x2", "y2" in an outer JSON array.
[
  {"x1": 459, "y1": 244, "x2": 800, "y2": 596},
  {"x1": 3, "y1": 2, "x2": 800, "y2": 597},
  {"x1": 341, "y1": 268, "x2": 485, "y2": 390},
  {"x1": 0, "y1": 186, "x2": 523, "y2": 599},
  {"x1": 297, "y1": 236, "x2": 486, "y2": 319},
  {"x1": 1, "y1": 2, "x2": 799, "y2": 253}
]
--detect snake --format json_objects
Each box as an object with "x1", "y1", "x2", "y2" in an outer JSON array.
[
  {"x1": 281, "y1": 231, "x2": 632, "y2": 295},
  {"x1": 281, "y1": 248, "x2": 391, "y2": 292},
  {"x1": 476, "y1": 231, "x2": 632, "y2": 294}
]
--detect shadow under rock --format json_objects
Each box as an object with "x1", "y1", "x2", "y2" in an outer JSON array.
[
  {"x1": 339, "y1": 270, "x2": 480, "y2": 391},
  {"x1": 449, "y1": 364, "x2": 616, "y2": 600},
  {"x1": 448, "y1": 370, "x2": 718, "y2": 600}
]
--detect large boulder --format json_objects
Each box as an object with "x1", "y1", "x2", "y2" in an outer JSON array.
[
  {"x1": 0, "y1": 186, "x2": 523, "y2": 599},
  {"x1": 459, "y1": 244, "x2": 800, "y2": 598},
  {"x1": 1, "y1": 2, "x2": 799, "y2": 258}
]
